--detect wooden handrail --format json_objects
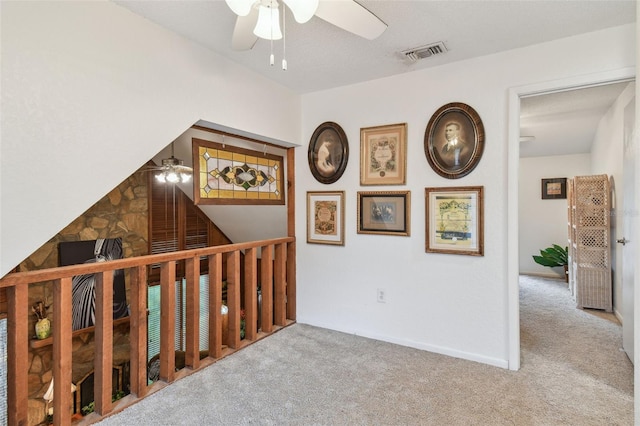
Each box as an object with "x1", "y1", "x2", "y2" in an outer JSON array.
[
  {"x1": 1, "y1": 236, "x2": 295, "y2": 426},
  {"x1": 0, "y1": 237, "x2": 294, "y2": 286}
]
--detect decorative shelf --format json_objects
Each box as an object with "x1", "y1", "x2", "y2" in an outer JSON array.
[{"x1": 30, "y1": 316, "x2": 131, "y2": 349}]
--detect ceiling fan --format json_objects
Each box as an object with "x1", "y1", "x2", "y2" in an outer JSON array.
[
  {"x1": 226, "y1": 0, "x2": 388, "y2": 51},
  {"x1": 146, "y1": 142, "x2": 193, "y2": 184}
]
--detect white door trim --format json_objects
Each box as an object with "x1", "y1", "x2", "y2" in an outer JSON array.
[{"x1": 507, "y1": 67, "x2": 636, "y2": 371}]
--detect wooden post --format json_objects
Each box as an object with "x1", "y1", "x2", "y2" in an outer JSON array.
[
  {"x1": 274, "y1": 243, "x2": 286, "y2": 326},
  {"x1": 286, "y1": 241, "x2": 296, "y2": 321},
  {"x1": 226, "y1": 251, "x2": 241, "y2": 349},
  {"x1": 184, "y1": 257, "x2": 200, "y2": 370},
  {"x1": 287, "y1": 147, "x2": 295, "y2": 237},
  {"x1": 53, "y1": 278, "x2": 73, "y2": 426},
  {"x1": 244, "y1": 247, "x2": 257, "y2": 340},
  {"x1": 286, "y1": 147, "x2": 296, "y2": 323},
  {"x1": 129, "y1": 265, "x2": 148, "y2": 397},
  {"x1": 208, "y1": 253, "x2": 223, "y2": 358},
  {"x1": 94, "y1": 271, "x2": 114, "y2": 415},
  {"x1": 260, "y1": 245, "x2": 274, "y2": 333},
  {"x1": 7, "y1": 283, "x2": 28, "y2": 426},
  {"x1": 159, "y1": 261, "x2": 176, "y2": 383}
]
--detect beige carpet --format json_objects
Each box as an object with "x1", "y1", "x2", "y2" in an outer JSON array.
[{"x1": 96, "y1": 275, "x2": 633, "y2": 425}]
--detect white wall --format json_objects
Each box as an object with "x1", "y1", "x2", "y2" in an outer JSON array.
[
  {"x1": 590, "y1": 82, "x2": 636, "y2": 319},
  {"x1": 0, "y1": 2, "x2": 300, "y2": 276},
  {"x1": 298, "y1": 24, "x2": 635, "y2": 369},
  {"x1": 1, "y1": 1, "x2": 636, "y2": 371},
  {"x1": 519, "y1": 154, "x2": 591, "y2": 278}
]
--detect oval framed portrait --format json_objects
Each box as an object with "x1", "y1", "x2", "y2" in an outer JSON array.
[
  {"x1": 424, "y1": 102, "x2": 485, "y2": 179},
  {"x1": 308, "y1": 121, "x2": 349, "y2": 184}
]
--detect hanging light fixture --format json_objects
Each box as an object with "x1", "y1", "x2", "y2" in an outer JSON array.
[
  {"x1": 155, "y1": 142, "x2": 193, "y2": 184},
  {"x1": 225, "y1": 0, "x2": 319, "y2": 69},
  {"x1": 226, "y1": 0, "x2": 318, "y2": 26},
  {"x1": 253, "y1": 0, "x2": 282, "y2": 40}
]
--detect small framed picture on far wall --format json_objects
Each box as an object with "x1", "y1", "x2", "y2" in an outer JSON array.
[{"x1": 541, "y1": 178, "x2": 567, "y2": 199}]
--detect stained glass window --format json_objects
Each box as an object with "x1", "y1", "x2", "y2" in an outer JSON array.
[{"x1": 194, "y1": 139, "x2": 284, "y2": 205}]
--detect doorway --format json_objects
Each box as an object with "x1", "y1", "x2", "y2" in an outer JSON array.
[{"x1": 506, "y1": 68, "x2": 636, "y2": 372}]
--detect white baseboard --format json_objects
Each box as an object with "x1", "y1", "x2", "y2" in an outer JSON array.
[
  {"x1": 519, "y1": 271, "x2": 565, "y2": 280},
  {"x1": 296, "y1": 319, "x2": 509, "y2": 370},
  {"x1": 614, "y1": 308, "x2": 623, "y2": 324}
]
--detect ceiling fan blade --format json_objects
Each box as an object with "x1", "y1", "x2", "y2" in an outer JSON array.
[
  {"x1": 231, "y1": 7, "x2": 259, "y2": 50},
  {"x1": 282, "y1": 0, "x2": 319, "y2": 23},
  {"x1": 315, "y1": 0, "x2": 387, "y2": 40},
  {"x1": 225, "y1": 0, "x2": 255, "y2": 17}
]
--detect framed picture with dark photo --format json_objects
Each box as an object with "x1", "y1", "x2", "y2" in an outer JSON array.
[
  {"x1": 541, "y1": 178, "x2": 567, "y2": 199},
  {"x1": 59, "y1": 238, "x2": 129, "y2": 331},
  {"x1": 424, "y1": 102, "x2": 485, "y2": 179},
  {"x1": 308, "y1": 122, "x2": 349, "y2": 184},
  {"x1": 357, "y1": 191, "x2": 410, "y2": 236}
]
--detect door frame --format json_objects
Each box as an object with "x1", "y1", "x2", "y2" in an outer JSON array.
[{"x1": 506, "y1": 66, "x2": 636, "y2": 371}]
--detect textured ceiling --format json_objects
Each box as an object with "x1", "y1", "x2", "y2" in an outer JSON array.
[
  {"x1": 520, "y1": 82, "x2": 632, "y2": 158},
  {"x1": 114, "y1": 0, "x2": 636, "y2": 157},
  {"x1": 113, "y1": 0, "x2": 635, "y2": 94}
]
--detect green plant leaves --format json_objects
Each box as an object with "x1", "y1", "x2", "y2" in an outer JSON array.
[{"x1": 532, "y1": 244, "x2": 568, "y2": 267}]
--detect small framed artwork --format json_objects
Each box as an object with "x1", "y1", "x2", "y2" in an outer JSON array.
[
  {"x1": 541, "y1": 178, "x2": 567, "y2": 199},
  {"x1": 308, "y1": 122, "x2": 349, "y2": 184},
  {"x1": 357, "y1": 191, "x2": 410, "y2": 236},
  {"x1": 425, "y1": 186, "x2": 484, "y2": 256},
  {"x1": 424, "y1": 103, "x2": 485, "y2": 179},
  {"x1": 360, "y1": 123, "x2": 407, "y2": 185},
  {"x1": 307, "y1": 191, "x2": 345, "y2": 245}
]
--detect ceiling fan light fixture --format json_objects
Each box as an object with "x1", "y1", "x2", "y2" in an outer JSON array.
[
  {"x1": 225, "y1": 0, "x2": 255, "y2": 16},
  {"x1": 155, "y1": 150, "x2": 193, "y2": 184},
  {"x1": 254, "y1": 1, "x2": 282, "y2": 40},
  {"x1": 282, "y1": 0, "x2": 319, "y2": 23}
]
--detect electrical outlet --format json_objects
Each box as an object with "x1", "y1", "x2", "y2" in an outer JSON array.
[{"x1": 377, "y1": 288, "x2": 386, "y2": 303}]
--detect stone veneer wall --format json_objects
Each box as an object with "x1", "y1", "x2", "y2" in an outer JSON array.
[{"x1": 23, "y1": 169, "x2": 148, "y2": 425}]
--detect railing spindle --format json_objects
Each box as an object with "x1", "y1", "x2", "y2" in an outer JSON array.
[
  {"x1": 159, "y1": 261, "x2": 176, "y2": 383},
  {"x1": 226, "y1": 251, "x2": 240, "y2": 349},
  {"x1": 208, "y1": 253, "x2": 223, "y2": 358},
  {"x1": 94, "y1": 271, "x2": 114, "y2": 415},
  {"x1": 260, "y1": 245, "x2": 274, "y2": 333},
  {"x1": 129, "y1": 265, "x2": 148, "y2": 397},
  {"x1": 184, "y1": 257, "x2": 200, "y2": 369},
  {"x1": 287, "y1": 241, "x2": 296, "y2": 321},
  {"x1": 53, "y1": 277, "x2": 73, "y2": 426},
  {"x1": 7, "y1": 283, "x2": 28, "y2": 426},
  {"x1": 244, "y1": 248, "x2": 258, "y2": 341},
  {"x1": 274, "y1": 243, "x2": 287, "y2": 326}
]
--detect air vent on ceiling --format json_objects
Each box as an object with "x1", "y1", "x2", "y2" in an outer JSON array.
[{"x1": 402, "y1": 42, "x2": 448, "y2": 62}]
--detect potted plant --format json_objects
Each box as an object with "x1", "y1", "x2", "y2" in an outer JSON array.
[{"x1": 533, "y1": 244, "x2": 569, "y2": 282}]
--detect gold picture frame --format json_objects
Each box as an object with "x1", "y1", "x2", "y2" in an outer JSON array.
[
  {"x1": 357, "y1": 191, "x2": 410, "y2": 236},
  {"x1": 193, "y1": 138, "x2": 284, "y2": 205},
  {"x1": 307, "y1": 191, "x2": 345, "y2": 245},
  {"x1": 360, "y1": 123, "x2": 407, "y2": 185},
  {"x1": 425, "y1": 186, "x2": 484, "y2": 256}
]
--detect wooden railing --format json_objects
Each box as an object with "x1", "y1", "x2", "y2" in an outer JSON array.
[{"x1": 0, "y1": 237, "x2": 296, "y2": 425}]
